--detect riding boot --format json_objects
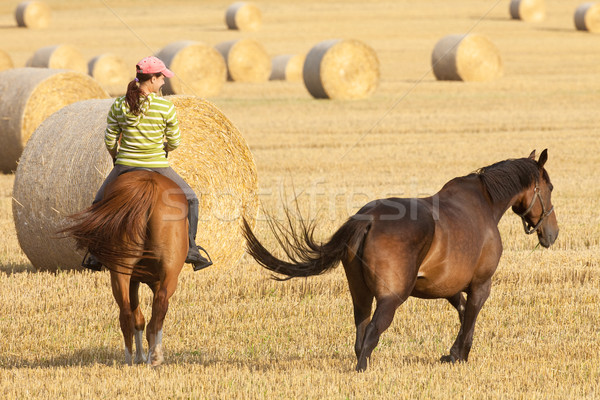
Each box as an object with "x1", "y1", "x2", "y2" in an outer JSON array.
[
  {"x1": 186, "y1": 199, "x2": 213, "y2": 271},
  {"x1": 82, "y1": 252, "x2": 103, "y2": 271}
]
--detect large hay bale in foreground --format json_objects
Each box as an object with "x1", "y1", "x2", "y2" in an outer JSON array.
[
  {"x1": 0, "y1": 50, "x2": 13, "y2": 71},
  {"x1": 225, "y1": 2, "x2": 262, "y2": 32},
  {"x1": 574, "y1": 2, "x2": 600, "y2": 32},
  {"x1": 0, "y1": 68, "x2": 109, "y2": 173},
  {"x1": 303, "y1": 39, "x2": 380, "y2": 100},
  {"x1": 215, "y1": 39, "x2": 271, "y2": 82},
  {"x1": 431, "y1": 34, "x2": 503, "y2": 82},
  {"x1": 15, "y1": 1, "x2": 51, "y2": 29},
  {"x1": 13, "y1": 96, "x2": 259, "y2": 272},
  {"x1": 510, "y1": 0, "x2": 545, "y2": 22},
  {"x1": 88, "y1": 53, "x2": 132, "y2": 97},
  {"x1": 155, "y1": 41, "x2": 227, "y2": 97},
  {"x1": 269, "y1": 54, "x2": 306, "y2": 81},
  {"x1": 26, "y1": 45, "x2": 88, "y2": 74}
]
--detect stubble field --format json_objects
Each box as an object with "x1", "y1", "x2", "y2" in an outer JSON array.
[{"x1": 0, "y1": 0, "x2": 599, "y2": 398}]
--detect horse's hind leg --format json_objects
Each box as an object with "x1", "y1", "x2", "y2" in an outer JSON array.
[
  {"x1": 342, "y1": 258, "x2": 374, "y2": 362},
  {"x1": 110, "y1": 271, "x2": 134, "y2": 365},
  {"x1": 355, "y1": 294, "x2": 406, "y2": 372},
  {"x1": 146, "y1": 274, "x2": 179, "y2": 366},
  {"x1": 129, "y1": 281, "x2": 147, "y2": 364}
]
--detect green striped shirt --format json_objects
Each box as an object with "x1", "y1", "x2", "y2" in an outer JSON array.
[{"x1": 105, "y1": 93, "x2": 181, "y2": 168}]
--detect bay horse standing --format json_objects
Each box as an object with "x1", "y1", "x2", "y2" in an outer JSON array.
[
  {"x1": 243, "y1": 150, "x2": 558, "y2": 371},
  {"x1": 62, "y1": 170, "x2": 189, "y2": 366}
]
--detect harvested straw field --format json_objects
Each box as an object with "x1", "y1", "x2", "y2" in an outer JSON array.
[{"x1": 0, "y1": 0, "x2": 599, "y2": 399}]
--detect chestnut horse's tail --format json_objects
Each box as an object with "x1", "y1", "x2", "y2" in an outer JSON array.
[
  {"x1": 242, "y1": 214, "x2": 372, "y2": 281},
  {"x1": 61, "y1": 172, "x2": 159, "y2": 269}
]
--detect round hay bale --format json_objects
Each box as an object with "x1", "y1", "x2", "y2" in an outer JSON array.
[
  {"x1": 303, "y1": 39, "x2": 380, "y2": 100},
  {"x1": 269, "y1": 54, "x2": 306, "y2": 81},
  {"x1": 225, "y1": 2, "x2": 262, "y2": 32},
  {"x1": 13, "y1": 95, "x2": 259, "y2": 272},
  {"x1": 574, "y1": 2, "x2": 600, "y2": 32},
  {"x1": 88, "y1": 53, "x2": 132, "y2": 97},
  {"x1": 509, "y1": 0, "x2": 545, "y2": 22},
  {"x1": 0, "y1": 49, "x2": 14, "y2": 72},
  {"x1": 155, "y1": 41, "x2": 227, "y2": 97},
  {"x1": 0, "y1": 68, "x2": 109, "y2": 173},
  {"x1": 15, "y1": 1, "x2": 51, "y2": 29},
  {"x1": 431, "y1": 34, "x2": 503, "y2": 82},
  {"x1": 26, "y1": 45, "x2": 88, "y2": 75},
  {"x1": 215, "y1": 39, "x2": 271, "y2": 82}
]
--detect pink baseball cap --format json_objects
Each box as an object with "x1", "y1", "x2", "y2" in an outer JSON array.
[{"x1": 136, "y1": 56, "x2": 174, "y2": 78}]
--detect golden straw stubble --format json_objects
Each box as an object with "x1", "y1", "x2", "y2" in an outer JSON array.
[
  {"x1": 432, "y1": 34, "x2": 503, "y2": 82},
  {"x1": 15, "y1": 1, "x2": 51, "y2": 29},
  {"x1": 26, "y1": 45, "x2": 88, "y2": 74},
  {"x1": 303, "y1": 39, "x2": 380, "y2": 100},
  {"x1": 215, "y1": 39, "x2": 271, "y2": 82},
  {"x1": 574, "y1": 2, "x2": 600, "y2": 32},
  {"x1": 225, "y1": 2, "x2": 262, "y2": 32},
  {"x1": 509, "y1": 0, "x2": 546, "y2": 22},
  {"x1": 88, "y1": 53, "x2": 132, "y2": 97},
  {"x1": 155, "y1": 41, "x2": 227, "y2": 97},
  {"x1": 0, "y1": 68, "x2": 109, "y2": 174},
  {"x1": 12, "y1": 96, "x2": 258, "y2": 272}
]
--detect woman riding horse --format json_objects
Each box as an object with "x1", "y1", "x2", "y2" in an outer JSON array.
[{"x1": 82, "y1": 56, "x2": 211, "y2": 272}]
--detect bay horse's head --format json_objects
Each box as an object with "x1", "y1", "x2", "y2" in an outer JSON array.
[{"x1": 511, "y1": 149, "x2": 558, "y2": 248}]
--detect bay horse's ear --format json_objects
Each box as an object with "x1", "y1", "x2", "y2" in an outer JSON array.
[
  {"x1": 528, "y1": 150, "x2": 536, "y2": 160},
  {"x1": 537, "y1": 149, "x2": 548, "y2": 168}
]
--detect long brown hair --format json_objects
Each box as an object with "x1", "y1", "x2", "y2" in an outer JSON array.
[{"x1": 125, "y1": 68, "x2": 163, "y2": 115}]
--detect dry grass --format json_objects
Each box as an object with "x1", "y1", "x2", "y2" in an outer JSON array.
[{"x1": 1, "y1": 0, "x2": 599, "y2": 398}]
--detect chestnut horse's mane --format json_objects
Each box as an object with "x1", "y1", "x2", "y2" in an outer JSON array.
[{"x1": 474, "y1": 158, "x2": 541, "y2": 204}]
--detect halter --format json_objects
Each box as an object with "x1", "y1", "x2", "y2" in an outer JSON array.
[{"x1": 517, "y1": 181, "x2": 554, "y2": 235}]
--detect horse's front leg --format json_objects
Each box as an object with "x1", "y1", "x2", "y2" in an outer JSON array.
[
  {"x1": 110, "y1": 271, "x2": 134, "y2": 365},
  {"x1": 129, "y1": 281, "x2": 147, "y2": 364},
  {"x1": 441, "y1": 280, "x2": 491, "y2": 363}
]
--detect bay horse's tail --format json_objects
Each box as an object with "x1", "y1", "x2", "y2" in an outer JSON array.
[
  {"x1": 61, "y1": 172, "x2": 159, "y2": 269},
  {"x1": 242, "y1": 214, "x2": 372, "y2": 280}
]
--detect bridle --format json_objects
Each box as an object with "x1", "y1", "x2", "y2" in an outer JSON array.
[{"x1": 517, "y1": 181, "x2": 554, "y2": 235}]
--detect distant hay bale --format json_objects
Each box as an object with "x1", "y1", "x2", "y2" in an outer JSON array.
[
  {"x1": 215, "y1": 39, "x2": 271, "y2": 82},
  {"x1": 0, "y1": 68, "x2": 109, "y2": 174},
  {"x1": 13, "y1": 95, "x2": 259, "y2": 272},
  {"x1": 574, "y1": 3, "x2": 600, "y2": 32},
  {"x1": 26, "y1": 45, "x2": 88, "y2": 74},
  {"x1": 302, "y1": 39, "x2": 380, "y2": 100},
  {"x1": 155, "y1": 41, "x2": 227, "y2": 97},
  {"x1": 269, "y1": 54, "x2": 306, "y2": 81},
  {"x1": 225, "y1": 2, "x2": 262, "y2": 32},
  {"x1": 431, "y1": 34, "x2": 503, "y2": 82},
  {"x1": 88, "y1": 53, "x2": 132, "y2": 97},
  {"x1": 15, "y1": 1, "x2": 51, "y2": 29},
  {"x1": 0, "y1": 49, "x2": 13, "y2": 71},
  {"x1": 509, "y1": 0, "x2": 546, "y2": 22}
]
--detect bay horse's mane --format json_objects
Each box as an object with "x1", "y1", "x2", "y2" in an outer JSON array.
[{"x1": 473, "y1": 158, "x2": 541, "y2": 203}]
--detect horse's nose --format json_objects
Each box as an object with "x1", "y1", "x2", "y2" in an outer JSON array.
[{"x1": 539, "y1": 228, "x2": 558, "y2": 248}]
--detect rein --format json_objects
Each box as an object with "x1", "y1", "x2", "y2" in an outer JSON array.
[{"x1": 517, "y1": 182, "x2": 554, "y2": 235}]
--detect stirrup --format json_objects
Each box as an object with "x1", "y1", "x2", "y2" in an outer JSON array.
[
  {"x1": 192, "y1": 246, "x2": 213, "y2": 271},
  {"x1": 81, "y1": 252, "x2": 103, "y2": 272}
]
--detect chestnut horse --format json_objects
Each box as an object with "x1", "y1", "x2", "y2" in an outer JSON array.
[
  {"x1": 62, "y1": 170, "x2": 188, "y2": 366},
  {"x1": 243, "y1": 150, "x2": 559, "y2": 371}
]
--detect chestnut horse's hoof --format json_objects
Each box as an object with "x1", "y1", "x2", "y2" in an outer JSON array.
[{"x1": 440, "y1": 354, "x2": 458, "y2": 363}]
